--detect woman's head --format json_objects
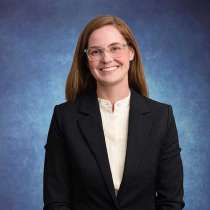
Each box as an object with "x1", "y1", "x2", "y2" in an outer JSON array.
[{"x1": 65, "y1": 15, "x2": 148, "y2": 102}]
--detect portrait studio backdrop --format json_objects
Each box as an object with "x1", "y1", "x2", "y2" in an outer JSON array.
[{"x1": 0, "y1": 0, "x2": 210, "y2": 210}]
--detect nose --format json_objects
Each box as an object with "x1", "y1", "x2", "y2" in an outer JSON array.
[{"x1": 101, "y1": 51, "x2": 113, "y2": 63}]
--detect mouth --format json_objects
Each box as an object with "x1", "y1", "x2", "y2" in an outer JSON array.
[{"x1": 99, "y1": 66, "x2": 120, "y2": 72}]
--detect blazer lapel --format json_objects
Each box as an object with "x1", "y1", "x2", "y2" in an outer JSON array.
[
  {"x1": 77, "y1": 90, "x2": 119, "y2": 206},
  {"x1": 117, "y1": 89, "x2": 153, "y2": 198}
]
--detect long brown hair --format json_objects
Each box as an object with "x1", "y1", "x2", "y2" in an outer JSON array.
[{"x1": 65, "y1": 15, "x2": 148, "y2": 102}]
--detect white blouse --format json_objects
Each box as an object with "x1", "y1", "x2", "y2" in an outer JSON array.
[{"x1": 98, "y1": 91, "x2": 131, "y2": 196}]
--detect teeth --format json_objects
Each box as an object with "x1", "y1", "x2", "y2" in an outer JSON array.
[{"x1": 101, "y1": 66, "x2": 118, "y2": 71}]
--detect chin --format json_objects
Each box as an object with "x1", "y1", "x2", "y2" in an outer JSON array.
[{"x1": 97, "y1": 77, "x2": 126, "y2": 87}]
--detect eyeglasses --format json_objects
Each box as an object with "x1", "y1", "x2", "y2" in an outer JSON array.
[{"x1": 84, "y1": 43, "x2": 128, "y2": 61}]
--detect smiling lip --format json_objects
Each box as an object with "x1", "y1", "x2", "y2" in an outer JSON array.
[{"x1": 100, "y1": 66, "x2": 119, "y2": 72}]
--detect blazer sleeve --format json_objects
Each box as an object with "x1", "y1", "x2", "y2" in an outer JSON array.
[
  {"x1": 155, "y1": 105, "x2": 185, "y2": 210},
  {"x1": 43, "y1": 105, "x2": 72, "y2": 210}
]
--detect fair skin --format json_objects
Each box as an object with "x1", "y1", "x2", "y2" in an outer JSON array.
[{"x1": 87, "y1": 25, "x2": 134, "y2": 111}]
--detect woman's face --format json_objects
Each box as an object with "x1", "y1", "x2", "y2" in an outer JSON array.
[{"x1": 87, "y1": 25, "x2": 134, "y2": 88}]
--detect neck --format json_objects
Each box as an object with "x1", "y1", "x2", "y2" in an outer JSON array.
[{"x1": 96, "y1": 82, "x2": 130, "y2": 105}]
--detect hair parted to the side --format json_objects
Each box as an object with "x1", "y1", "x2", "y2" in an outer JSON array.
[{"x1": 65, "y1": 15, "x2": 148, "y2": 102}]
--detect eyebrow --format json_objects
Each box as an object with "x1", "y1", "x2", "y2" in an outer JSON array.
[{"x1": 88, "y1": 42, "x2": 122, "y2": 49}]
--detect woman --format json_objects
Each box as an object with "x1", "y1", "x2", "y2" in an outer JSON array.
[{"x1": 43, "y1": 15, "x2": 185, "y2": 210}]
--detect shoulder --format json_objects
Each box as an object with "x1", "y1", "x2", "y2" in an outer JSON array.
[
  {"x1": 133, "y1": 93, "x2": 177, "y2": 135},
  {"x1": 51, "y1": 92, "x2": 90, "y2": 120},
  {"x1": 53, "y1": 99, "x2": 79, "y2": 117},
  {"x1": 48, "y1": 99, "x2": 80, "y2": 131},
  {"x1": 55, "y1": 100, "x2": 77, "y2": 111},
  {"x1": 132, "y1": 89, "x2": 172, "y2": 113},
  {"x1": 144, "y1": 96, "x2": 171, "y2": 111},
  {"x1": 141, "y1": 96, "x2": 176, "y2": 129},
  {"x1": 131, "y1": 89, "x2": 174, "y2": 124}
]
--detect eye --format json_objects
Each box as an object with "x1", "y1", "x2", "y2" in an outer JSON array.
[
  {"x1": 110, "y1": 46, "x2": 121, "y2": 53},
  {"x1": 89, "y1": 49, "x2": 102, "y2": 56}
]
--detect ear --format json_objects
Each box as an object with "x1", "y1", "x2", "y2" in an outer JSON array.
[{"x1": 129, "y1": 47, "x2": 135, "y2": 61}]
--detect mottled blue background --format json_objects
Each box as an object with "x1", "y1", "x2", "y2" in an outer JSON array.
[{"x1": 0, "y1": 0, "x2": 210, "y2": 210}]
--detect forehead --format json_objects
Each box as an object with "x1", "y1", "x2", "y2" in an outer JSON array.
[{"x1": 88, "y1": 25, "x2": 126, "y2": 47}]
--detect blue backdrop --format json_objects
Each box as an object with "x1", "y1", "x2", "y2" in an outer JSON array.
[{"x1": 0, "y1": 0, "x2": 210, "y2": 209}]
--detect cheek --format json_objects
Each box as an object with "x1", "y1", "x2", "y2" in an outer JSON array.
[
  {"x1": 88, "y1": 61, "x2": 96, "y2": 71},
  {"x1": 88, "y1": 61, "x2": 100, "y2": 77},
  {"x1": 120, "y1": 55, "x2": 132, "y2": 67},
  {"x1": 121, "y1": 51, "x2": 133, "y2": 63},
  {"x1": 114, "y1": 55, "x2": 130, "y2": 65},
  {"x1": 89, "y1": 58, "x2": 102, "y2": 68}
]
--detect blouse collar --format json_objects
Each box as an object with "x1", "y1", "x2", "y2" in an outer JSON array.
[{"x1": 97, "y1": 91, "x2": 131, "y2": 112}]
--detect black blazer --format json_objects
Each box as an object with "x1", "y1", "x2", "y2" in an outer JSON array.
[{"x1": 43, "y1": 88, "x2": 185, "y2": 210}]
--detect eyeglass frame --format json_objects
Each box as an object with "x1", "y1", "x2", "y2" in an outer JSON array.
[{"x1": 84, "y1": 43, "x2": 130, "y2": 61}]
